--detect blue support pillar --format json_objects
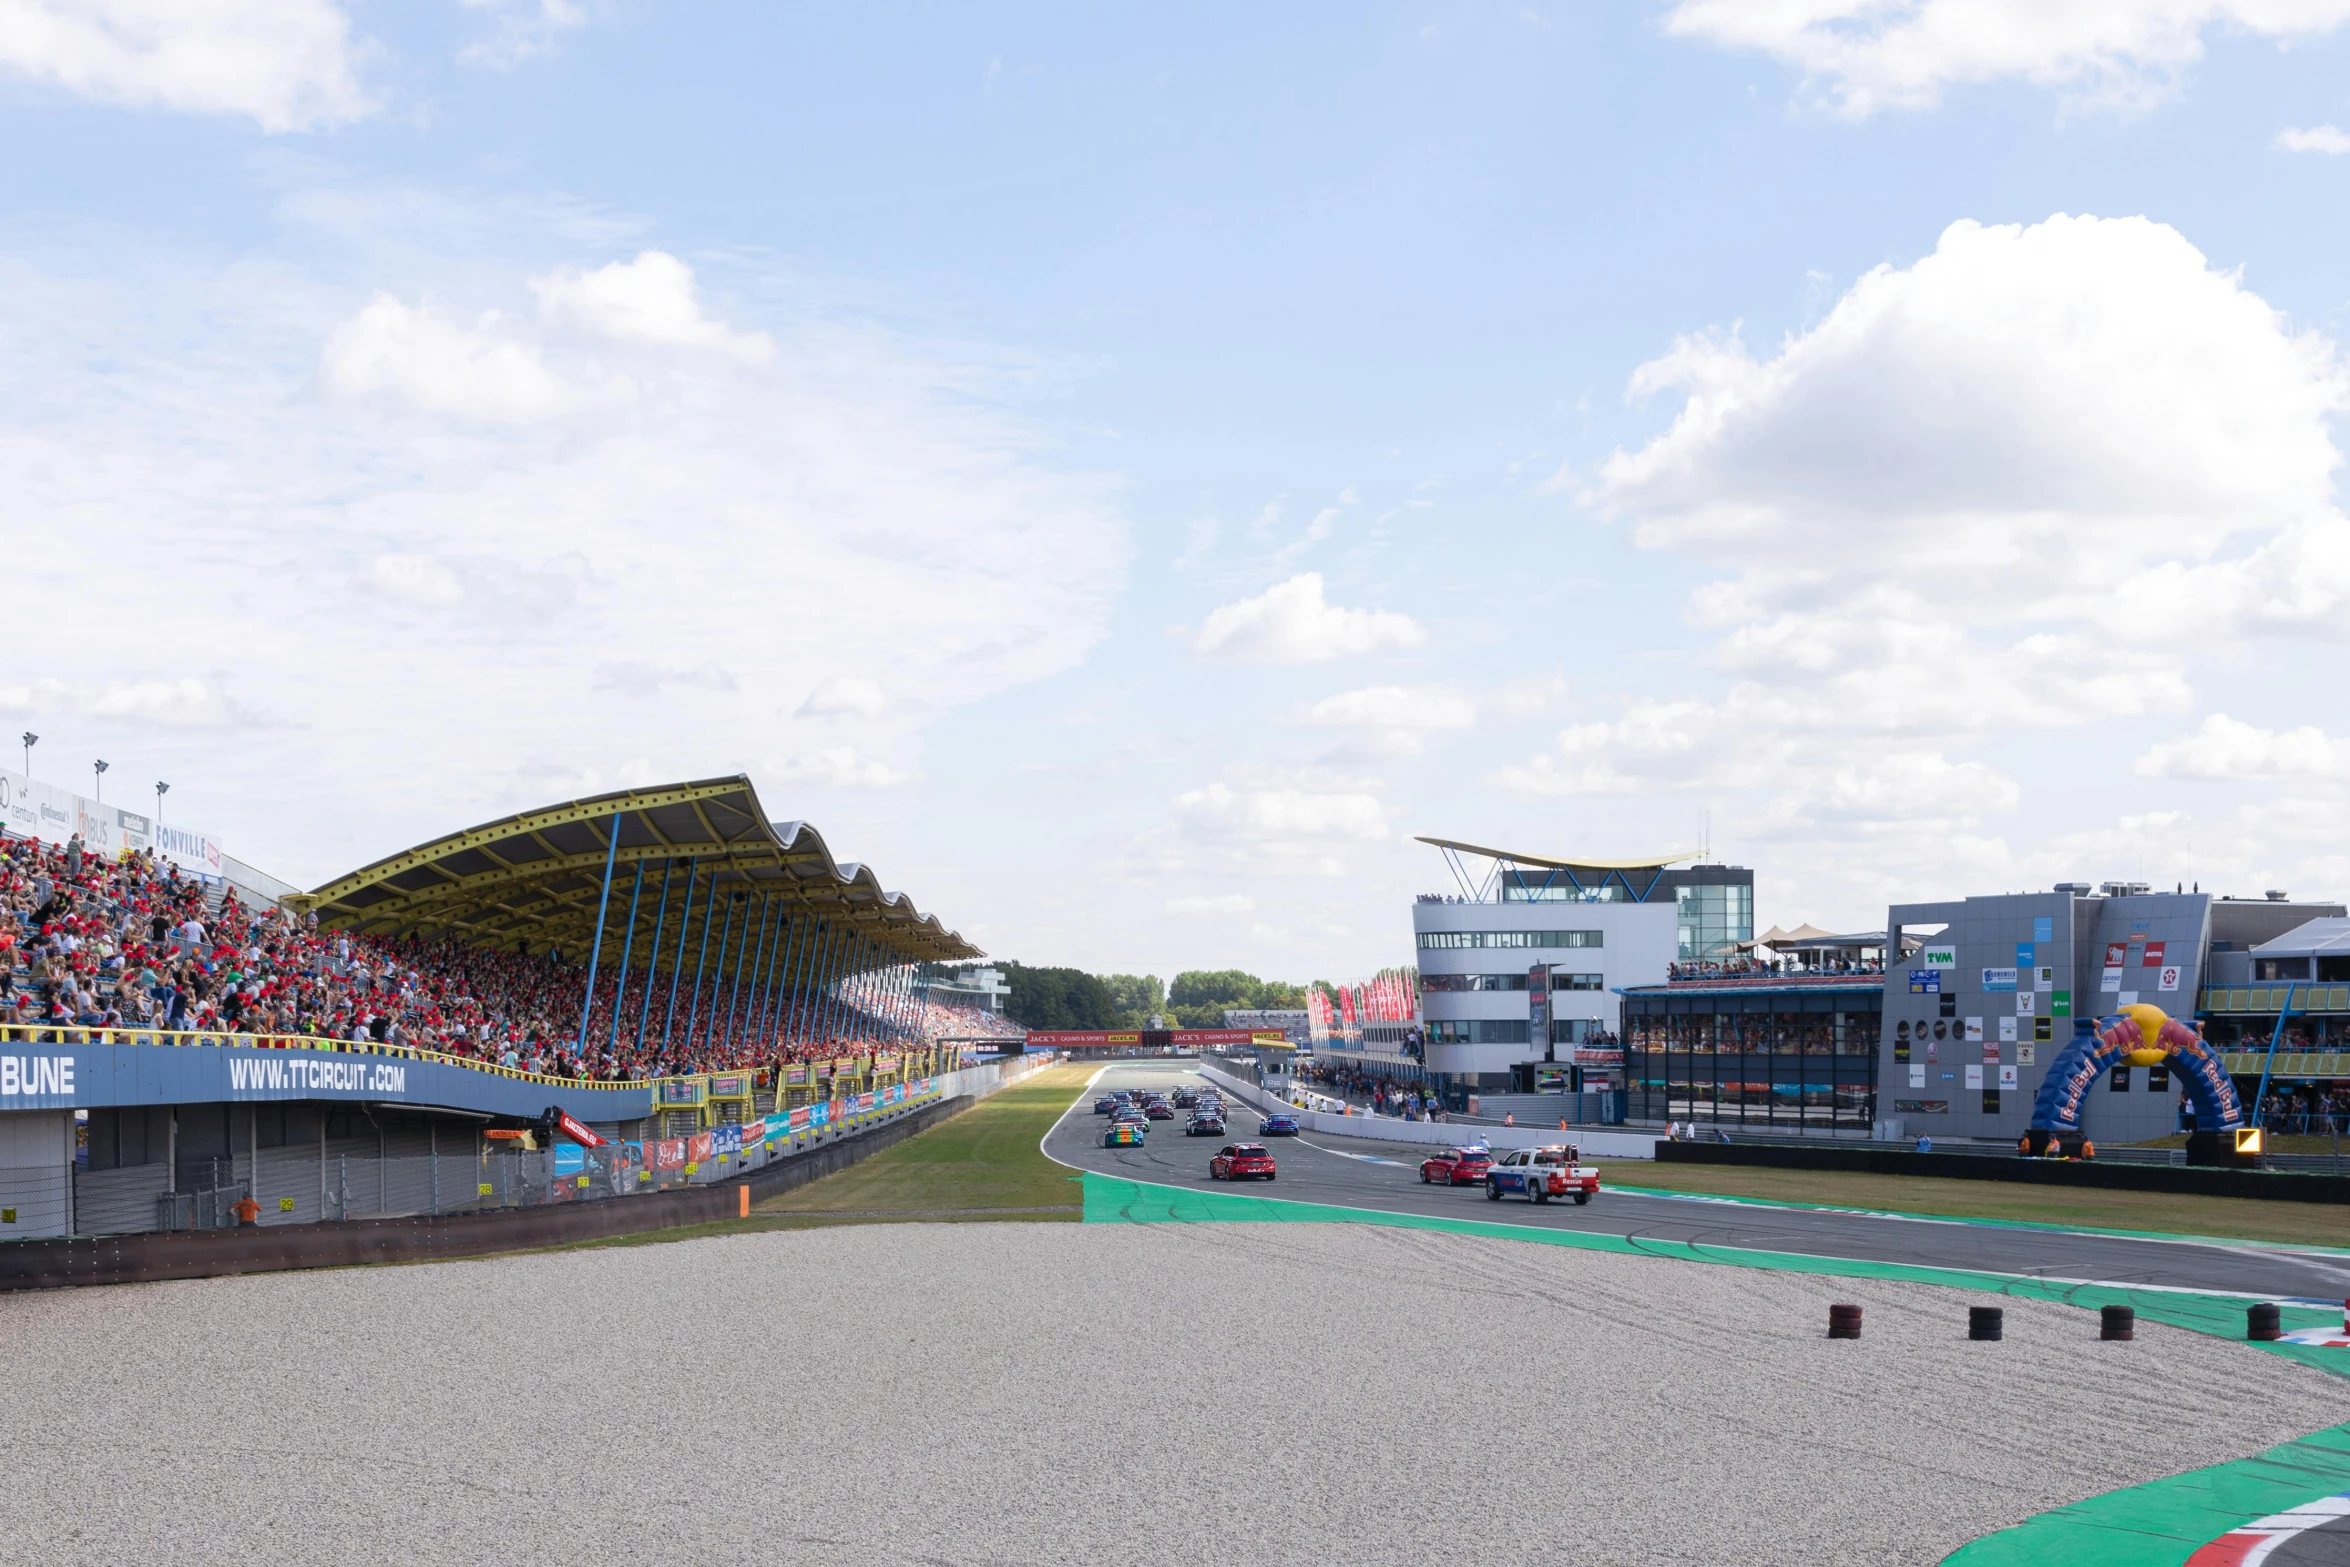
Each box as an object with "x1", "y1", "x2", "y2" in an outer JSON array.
[
  {"x1": 636, "y1": 857, "x2": 674, "y2": 1053},
  {"x1": 573, "y1": 809, "x2": 622, "y2": 1054},
  {"x1": 788, "y1": 918, "x2": 824, "y2": 1043},
  {"x1": 687, "y1": 884, "x2": 730, "y2": 1053},
  {"x1": 662, "y1": 858, "x2": 700, "y2": 1048},
  {"x1": 750, "y1": 902, "x2": 785, "y2": 1047},
  {"x1": 607, "y1": 858, "x2": 645, "y2": 1055},
  {"x1": 725, "y1": 895, "x2": 765, "y2": 1044},
  {"x1": 815, "y1": 923, "x2": 846, "y2": 1041}
]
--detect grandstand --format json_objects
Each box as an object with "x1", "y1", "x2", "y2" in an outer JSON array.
[{"x1": 0, "y1": 775, "x2": 1009, "y2": 1240}]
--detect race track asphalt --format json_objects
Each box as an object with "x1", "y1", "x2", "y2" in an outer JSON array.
[{"x1": 1048, "y1": 1063, "x2": 2350, "y2": 1302}]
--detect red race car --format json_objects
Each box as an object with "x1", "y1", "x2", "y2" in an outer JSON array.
[
  {"x1": 1419, "y1": 1145, "x2": 1494, "y2": 1186},
  {"x1": 1209, "y1": 1143, "x2": 1277, "y2": 1181}
]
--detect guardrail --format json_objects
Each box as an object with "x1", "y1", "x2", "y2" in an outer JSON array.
[{"x1": 1194, "y1": 1062, "x2": 1659, "y2": 1159}]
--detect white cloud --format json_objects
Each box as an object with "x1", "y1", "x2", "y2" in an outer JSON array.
[
  {"x1": 1592, "y1": 214, "x2": 2350, "y2": 736},
  {"x1": 796, "y1": 677, "x2": 888, "y2": 718},
  {"x1": 2134, "y1": 714, "x2": 2350, "y2": 779},
  {"x1": 1166, "y1": 893, "x2": 1256, "y2": 917},
  {"x1": 2278, "y1": 123, "x2": 2350, "y2": 154},
  {"x1": 1190, "y1": 573, "x2": 1427, "y2": 664},
  {"x1": 530, "y1": 252, "x2": 774, "y2": 363},
  {"x1": 1171, "y1": 782, "x2": 1390, "y2": 843},
  {"x1": 367, "y1": 552, "x2": 465, "y2": 606},
  {"x1": 320, "y1": 295, "x2": 599, "y2": 424},
  {"x1": 459, "y1": 0, "x2": 586, "y2": 69},
  {"x1": 594, "y1": 661, "x2": 737, "y2": 697},
  {"x1": 1666, "y1": 0, "x2": 2350, "y2": 116},
  {"x1": 0, "y1": 0, "x2": 371, "y2": 131},
  {"x1": 1299, "y1": 683, "x2": 1475, "y2": 756},
  {"x1": 769, "y1": 747, "x2": 913, "y2": 790},
  {"x1": 0, "y1": 226, "x2": 1127, "y2": 882}
]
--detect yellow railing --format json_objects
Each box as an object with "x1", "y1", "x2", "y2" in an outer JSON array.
[{"x1": 0, "y1": 1024, "x2": 654, "y2": 1093}]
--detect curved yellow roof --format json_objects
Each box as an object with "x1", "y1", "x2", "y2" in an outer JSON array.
[
  {"x1": 294, "y1": 775, "x2": 979, "y2": 966},
  {"x1": 1413, "y1": 836, "x2": 1699, "y2": 873}
]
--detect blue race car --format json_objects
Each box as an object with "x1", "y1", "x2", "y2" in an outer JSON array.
[
  {"x1": 1259, "y1": 1113, "x2": 1300, "y2": 1136},
  {"x1": 1103, "y1": 1122, "x2": 1146, "y2": 1147},
  {"x1": 1093, "y1": 1096, "x2": 1121, "y2": 1115}
]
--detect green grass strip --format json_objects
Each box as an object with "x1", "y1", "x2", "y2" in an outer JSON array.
[
  {"x1": 1943, "y1": 1423, "x2": 2350, "y2": 1566},
  {"x1": 1599, "y1": 1177, "x2": 2350, "y2": 1258},
  {"x1": 1081, "y1": 1172, "x2": 2345, "y2": 1369},
  {"x1": 759, "y1": 1065, "x2": 1091, "y2": 1218}
]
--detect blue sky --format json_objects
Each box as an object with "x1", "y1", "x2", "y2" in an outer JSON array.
[{"x1": 10, "y1": 1, "x2": 2350, "y2": 979}]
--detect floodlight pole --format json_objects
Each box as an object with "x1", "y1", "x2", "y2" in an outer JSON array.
[
  {"x1": 19, "y1": 732, "x2": 34, "y2": 779},
  {"x1": 154, "y1": 781, "x2": 169, "y2": 824},
  {"x1": 92, "y1": 759, "x2": 107, "y2": 802},
  {"x1": 573, "y1": 809, "x2": 622, "y2": 1054}
]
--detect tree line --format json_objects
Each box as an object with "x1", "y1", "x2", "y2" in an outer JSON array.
[{"x1": 1000, "y1": 963, "x2": 1313, "y2": 1031}]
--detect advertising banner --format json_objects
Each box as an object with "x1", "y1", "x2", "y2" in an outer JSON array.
[
  {"x1": 711, "y1": 1124, "x2": 742, "y2": 1156},
  {"x1": 0, "y1": 765, "x2": 224, "y2": 877},
  {"x1": 785, "y1": 1065, "x2": 809, "y2": 1085},
  {"x1": 0, "y1": 1038, "x2": 653, "y2": 1118},
  {"x1": 556, "y1": 1110, "x2": 604, "y2": 1148},
  {"x1": 808, "y1": 1102, "x2": 830, "y2": 1128},
  {"x1": 687, "y1": 1131, "x2": 713, "y2": 1165},
  {"x1": 652, "y1": 1139, "x2": 687, "y2": 1170},
  {"x1": 708, "y1": 1073, "x2": 750, "y2": 1098}
]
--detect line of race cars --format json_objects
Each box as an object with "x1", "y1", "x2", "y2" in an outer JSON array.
[
  {"x1": 1088, "y1": 1080, "x2": 1594, "y2": 1203},
  {"x1": 1091, "y1": 1083, "x2": 1295, "y2": 1179},
  {"x1": 1419, "y1": 1143, "x2": 1601, "y2": 1204}
]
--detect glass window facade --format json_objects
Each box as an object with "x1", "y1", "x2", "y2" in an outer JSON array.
[
  {"x1": 1674, "y1": 881, "x2": 1754, "y2": 961},
  {"x1": 1416, "y1": 930, "x2": 1604, "y2": 950},
  {"x1": 1501, "y1": 883, "x2": 1630, "y2": 903},
  {"x1": 1429, "y1": 1019, "x2": 1532, "y2": 1044},
  {"x1": 1421, "y1": 970, "x2": 1606, "y2": 992},
  {"x1": 1623, "y1": 989, "x2": 1880, "y2": 1128}
]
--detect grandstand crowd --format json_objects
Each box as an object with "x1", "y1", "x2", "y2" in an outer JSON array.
[{"x1": 0, "y1": 834, "x2": 1020, "y2": 1082}]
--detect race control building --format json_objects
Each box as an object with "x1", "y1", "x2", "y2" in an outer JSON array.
[{"x1": 1406, "y1": 838, "x2": 1754, "y2": 1097}]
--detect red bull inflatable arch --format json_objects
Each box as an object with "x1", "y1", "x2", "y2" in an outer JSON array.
[{"x1": 2026, "y1": 1002, "x2": 2245, "y2": 1154}]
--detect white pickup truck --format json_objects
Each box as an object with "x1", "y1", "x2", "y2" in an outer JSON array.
[{"x1": 1484, "y1": 1144, "x2": 1601, "y2": 1205}]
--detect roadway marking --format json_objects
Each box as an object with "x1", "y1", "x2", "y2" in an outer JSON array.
[
  {"x1": 1294, "y1": 1136, "x2": 1413, "y2": 1168},
  {"x1": 1050, "y1": 1069, "x2": 2350, "y2": 1300}
]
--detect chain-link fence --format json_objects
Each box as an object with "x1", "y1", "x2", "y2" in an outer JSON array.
[{"x1": 56, "y1": 1083, "x2": 958, "y2": 1238}]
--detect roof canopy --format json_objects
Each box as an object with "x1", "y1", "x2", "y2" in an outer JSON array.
[
  {"x1": 293, "y1": 775, "x2": 979, "y2": 968},
  {"x1": 1413, "y1": 836, "x2": 1699, "y2": 873},
  {"x1": 2252, "y1": 916, "x2": 2350, "y2": 958}
]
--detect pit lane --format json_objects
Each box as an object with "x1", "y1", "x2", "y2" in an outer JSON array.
[{"x1": 1047, "y1": 1063, "x2": 2350, "y2": 1301}]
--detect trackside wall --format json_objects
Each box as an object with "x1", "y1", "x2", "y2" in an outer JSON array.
[{"x1": 1197, "y1": 1062, "x2": 1656, "y2": 1159}]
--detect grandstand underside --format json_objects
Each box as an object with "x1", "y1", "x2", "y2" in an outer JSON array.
[{"x1": 295, "y1": 774, "x2": 979, "y2": 972}]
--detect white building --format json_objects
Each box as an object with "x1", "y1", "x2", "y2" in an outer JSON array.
[{"x1": 1410, "y1": 839, "x2": 1752, "y2": 1094}]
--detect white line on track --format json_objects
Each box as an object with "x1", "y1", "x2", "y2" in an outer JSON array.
[{"x1": 1059, "y1": 1068, "x2": 2350, "y2": 1303}]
